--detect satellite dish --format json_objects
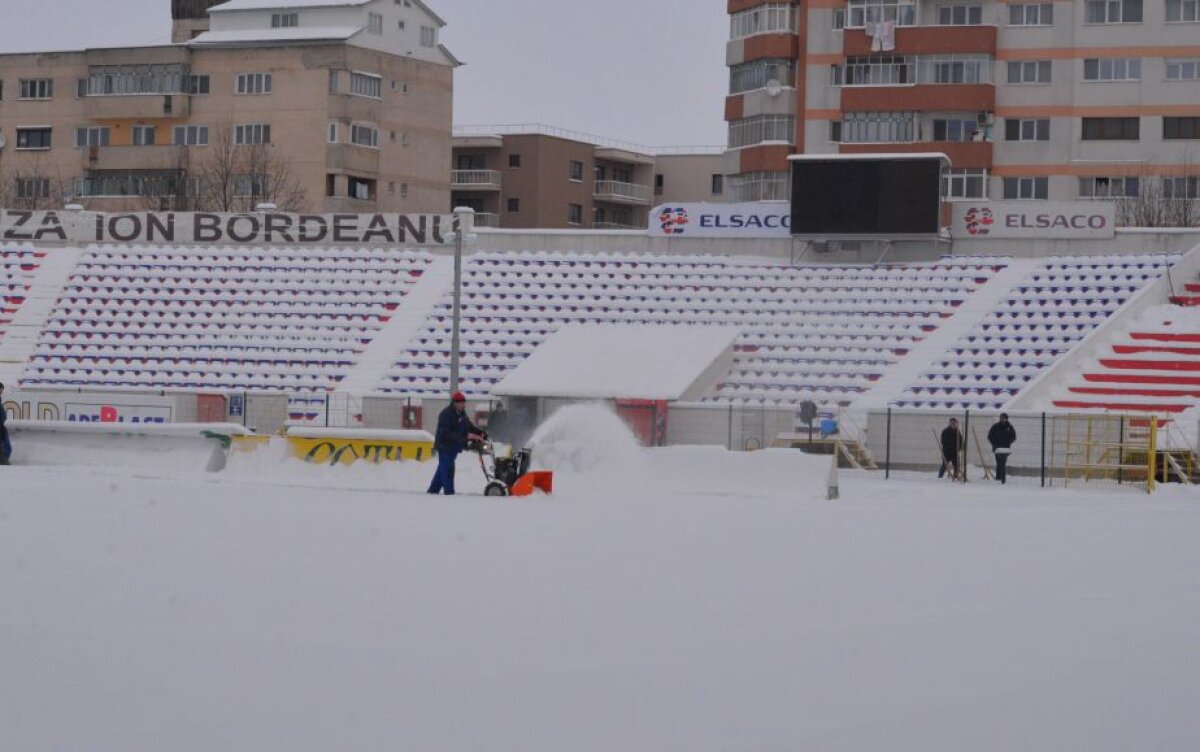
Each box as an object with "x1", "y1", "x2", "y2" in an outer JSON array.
[
  {"x1": 765, "y1": 79, "x2": 783, "y2": 97},
  {"x1": 0, "y1": 132, "x2": 7, "y2": 150}
]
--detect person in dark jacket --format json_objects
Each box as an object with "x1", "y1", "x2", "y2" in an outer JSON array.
[
  {"x1": 987, "y1": 413, "x2": 1017, "y2": 484},
  {"x1": 938, "y1": 417, "x2": 962, "y2": 480},
  {"x1": 427, "y1": 391, "x2": 484, "y2": 495},
  {"x1": 0, "y1": 382, "x2": 10, "y2": 465}
]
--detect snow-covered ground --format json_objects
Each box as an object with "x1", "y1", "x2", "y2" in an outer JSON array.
[{"x1": 1, "y1": 407, "x2": 1198, "y2": 751}]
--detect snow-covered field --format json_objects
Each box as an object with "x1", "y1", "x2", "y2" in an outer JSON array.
[{"x1": 1, "y1": 407, "x2": 1198, "y2": 751}]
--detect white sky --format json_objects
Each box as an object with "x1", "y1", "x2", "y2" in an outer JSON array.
[{"x1": 0, "y1": 0, "x2": 728, "y2": 147}]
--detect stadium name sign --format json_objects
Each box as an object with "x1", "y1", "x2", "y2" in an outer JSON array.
[
  {"x1": 3, "y1": 392, "x2": 175, "y2": 423},
  {"x1": 649, "y1": 203, "x2": 791, "y2": 238},
  {"x1": 0, "y1": 210, "x2": 456, "y2": 246},
  {"x1": 952, "y1": 202, "x2": 1116, "y2": 240}
]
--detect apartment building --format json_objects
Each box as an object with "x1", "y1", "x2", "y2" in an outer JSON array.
[
  {"x1": 451, "y1": 126, "x2": 725, "y2": 230},
  {"x1": 725, "y1": 0, "x2": 1200, "y2": 205},
  {"x1": 0, "y1": 0, "x2": 456, "y2": 213}
]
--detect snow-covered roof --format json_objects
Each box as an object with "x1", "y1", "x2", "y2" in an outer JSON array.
[
  {"x1": 188, "y1": 25, "x2": 360, "y2": 46},
  {"x1": 211, "y1": 0, "x2": 370, "y2": 10},
  {"x1": 495, "y1": 325, "x2": 739, "y2": 401}
]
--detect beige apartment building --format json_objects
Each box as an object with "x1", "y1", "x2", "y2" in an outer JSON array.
[
  {"x1": 0, "y1": 0, "x2": 456, "y2": 213},
  {"x1": 726, "y1": 0, "x2": 1200, "y2": 205},
  {"x1": 451, "y1": 126, "x2": 726, "y2": 230}
]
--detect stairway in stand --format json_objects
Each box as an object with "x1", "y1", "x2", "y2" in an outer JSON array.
[{"x1": 1169, "y1": 274, "x2": 1200, "y2": 307}]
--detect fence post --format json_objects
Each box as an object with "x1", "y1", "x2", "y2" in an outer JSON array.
[
  {"x1": 1118, "y1": 416, "x2": 1126, "y2": 486},
  {"x1": 962, "y1": 409, "x2": 970, "y2": 483},
  {"x1": 1040, "y1": 412, "x2": 1047, "y2": 488},
  {"x1": 324, "y1": 394, "x2": 330, "y2": 428},
  {"x1": 884, "y1": 407, "x2": 892, "y2": 480},
  {"x1": 728, "y1": 404, "x2": 734, "y2": 452}
]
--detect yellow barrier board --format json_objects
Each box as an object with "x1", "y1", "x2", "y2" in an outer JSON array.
[{"x1": 286, "y1": 436, "x2": 433, "y2": 465}]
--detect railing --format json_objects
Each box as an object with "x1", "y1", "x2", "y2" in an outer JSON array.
[
  {"x1": 593, "y1": 180, "x2": 653, "y2": 204},
  {"x1": 451, "y1": 170, "x2": 502, "y2": 189},
  {"x1": 592, "y1": 221, "x2": 640, "y2": 230},
  {"x1": 473, "y1": 212, "x2": 500, "y2": 228}
]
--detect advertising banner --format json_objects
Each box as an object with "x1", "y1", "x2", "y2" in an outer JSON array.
[
  {"x1": 648, "y1": 202, "x2": 791, "y2": 238},
  {"x1": 952, "y1": 202, "x2": 1116, "y2": 240},
  {"x1": 2, "y1": 391, "x2": 176, "y2": 424},
  {"x1": 0, "y1": 210, "x2": 457, "y2": 246}
]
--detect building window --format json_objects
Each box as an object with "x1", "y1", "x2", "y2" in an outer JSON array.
[
  {"x1": 271, "y1": 12, "x2": 298, "y2": 27},
  {"x1": 1083, "y1": 58, "x2": 1141, "y2": 81},
  {"x1": 508, "y1": 153, "x2": 521, "y2": 168},
  {"x1": 1081, "y1": 117, "x2": 1140, "y2": 140},
  {"x1": 1084, "y1": 0, "x2": 1142, "y2": 22},
  {"x1": 506, "y1": 197, "x2": 520, "y2": 213},
  {"x1": 1166, "y1": 0, "x2": 1200, "y2": 21},
  {"x1": 1007, "y1": 60, "x2": 1052, "y2": 83},
  {"x1": 654, "y1": 174, "x2": 664, "y2": 194},
  {"x1": 937, "y1": 5, "x2": 983, "y2": 24},
  {"x1": 942, "y1": 168, "x2": 988, "y2": 199},
  {"x1": 234, "y1": 174, "x2": 270, "y2": 197},
  {"x1": 132, "y1": 125, "x2": 156, "y2": 146},
  {"x1": 185, "y1": 74, "x2": 210, "y2": 94},
  {"x1": 16, "y1": 178, "x2": 50, "y2": 200},
  {"x1": 1165, "y1": 59, "x2": 1200, "y2": 79},
  {"x1": 347, "y1": 175, "x2": 375, "y2": 200},
  {"x1": 569, "y1": 161, "x2": 584, "y2": 181},
  {"x1": 730, "y1": 58, "x2": 796, "y2": 94},
  {"x1": 1009, "y1": 3, "x2": 1054, "y2": 24},
  {"x1": 728, "y1": 114, "x2": 796, "y2": 148},
  {"x1": 932, "y1": 118, "x2": 980, "y2": 142},
  {"x1": 234, "y1": 123, "x2": 271, "y2": 145},
  {"x1": 368, "y1": 12, "x2": 383, "y2": 34},
  {"x1": 1164, "y1": 176, "x2": 1200, "y2": 199},
  {"x1": 75, "y1": 126, "x2": 111, "y2": 148},
  {"x1": 174, "y1": 124, "x2": 209, "y2": 146},
  {"x1": 846, "y1": 0, "x2": 916, "y2": 27},
  {"x1": 328, "y1": 122, "x2": 338, "y2": 143},
  {"x1": 1004, "y1": 118, "x2": 1051, "y2": 141},
  {"x1": 1164, "y1": 116, "x2": 1200, "y2": 139},
  {"x1": 712, "y1": 174, "x2": 725, "y2": 194},
  {"x1": 1079, "y1": 176, "x2": 1139, "y2": 198},
  {"x1": 15, "y1": 127, "x2": 52, "y2": 150},
  {"x1": 420, "y1": 25, "x2": 436, "y2": 47},
  {"x1": 730, "y1": 3, "x2": 799, "y2": 38},
  {"x1": 1002, "y1": 176, "x2": 1049, "y2": 200},
  {"x1": 838, "y1": 55, "x2": 913, "y2": 86},
  {"x1": 729, "y1": 171, "x2": 790, "y2": 202},
  {"x1": 349, "y1": 72, "x2": 382, "y2": 98},
  {"x1": 350, "y1": 123, "x2": 379, "y2": 148},
  {"x1": 840, "y1": 111, "x2": 917, "y2": 143},
  {"x1": 568, "y1": 204, "x2": 583, "y2": 225},
  {"x1": 921, "y1": 55, "x2": 993, "y2": 84},
  {"x1": 235, "y1": 73, "x2": 272, "y2": 95},
  {"x1": 19, "y1": 78, "x2": 53, "y2": 99}
]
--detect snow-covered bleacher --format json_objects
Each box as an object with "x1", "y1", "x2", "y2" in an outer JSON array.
[
  {"x1": 379, "y1": 252, "x2": 1008, "y2": 406},
  {"x1": 0, "y1": 247, "x2": 43, "y2": 343},
  {"x1": 894, "y1": 253, "x2": 1182, "y2": 411},
  {"x1": 20, "y1": 245, "x2": 432, "y2": 394}
]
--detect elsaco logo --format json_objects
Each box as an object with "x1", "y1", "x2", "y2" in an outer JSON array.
[
  {"x1": 964, "y1": 207, "x2": 994, "y2": 236},
  {"x1": 658, "y1": 207, "x2": 689, "y2": 235}
]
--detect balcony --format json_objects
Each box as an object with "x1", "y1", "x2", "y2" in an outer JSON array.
[
  {"x1": 325, "y1": 143, "x2": 380, "y2": 174},
  {"x1": 594, "y1": 180, "x2": 653, "y2": 206},
  {"x1": 451, "y1": 170, "x2": 502, "y2": 191},
  {"x1": 81, "y1": 144, "x2": 188, "y2": 172},
  {"x1": 473, "y1": 212, "x2": 500, "y2": 228},
  {"x1": 842, "y1": 24, "x2": 997, "y2": 57},
  {"x1": 593, "y1": 221, "x2": 640, "y2": 230},
  {"x1": 839, "y1": 140, "x2": 993, "y2": 168},
  {"x1": 83, "y1": 93, "x2": 191, "y2": 120},
  {"x1": 841, "y1": 84, "x2": 994, "y2": 113}
]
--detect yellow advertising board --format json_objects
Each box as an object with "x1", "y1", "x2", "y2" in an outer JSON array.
[{"x1": 286, "y1": 436, "x2": 433, "y2": 465}]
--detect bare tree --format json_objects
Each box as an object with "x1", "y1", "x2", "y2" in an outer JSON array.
[
  {"x1": 5, "y1": 154, "x2": 71, "y2": 211},
  {"x1": 182, "y1": 121, "x2": 308, "y2": 213},
  {"x1": 1116, "y1": 150, "x2": 1200, "y2": 228}
]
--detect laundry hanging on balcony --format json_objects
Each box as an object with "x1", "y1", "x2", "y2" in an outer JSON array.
[{"x1": 864, "y1": 20, "x2": 896, "y2": 52}]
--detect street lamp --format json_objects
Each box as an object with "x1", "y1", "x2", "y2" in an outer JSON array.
[{"x1": 447, "y1": 206, "x2": 476, "y2": 396}]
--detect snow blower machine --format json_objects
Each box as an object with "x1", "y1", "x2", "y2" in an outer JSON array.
[{"x1": 467, "y1": 435, "x2": 554, "y2": 497}]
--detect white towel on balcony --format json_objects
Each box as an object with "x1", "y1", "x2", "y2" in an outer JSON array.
[
  {"x1": 866, "y1": 21, "x2": 881, "y2": 51},
  {"x1": 880, "y1": 20, "x2": 896, "y2": 51}
]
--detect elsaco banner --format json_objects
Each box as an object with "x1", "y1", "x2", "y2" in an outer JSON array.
[
  {"x1": 0, "y1": 210, "x2": 458, "y2": 246},
  {"x1": 648, "y1": 202, "x2": 791, "y2": 238},
  {"x1": 952, "y1": 202, "x2": 1116, "y2": 240}
]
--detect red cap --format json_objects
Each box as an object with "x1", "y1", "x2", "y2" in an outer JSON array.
[{"x1": 452, "y1": 391, "x2": 466, "y2": 403}]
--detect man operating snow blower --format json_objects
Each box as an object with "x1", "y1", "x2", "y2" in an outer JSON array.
[{"x1": 427, "y1": 392, "x2": 485, "y2": 496}]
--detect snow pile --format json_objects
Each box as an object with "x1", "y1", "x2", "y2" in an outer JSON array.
[{"x1": 528, "y1": 403, "x2": 644, "y2": 476}]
